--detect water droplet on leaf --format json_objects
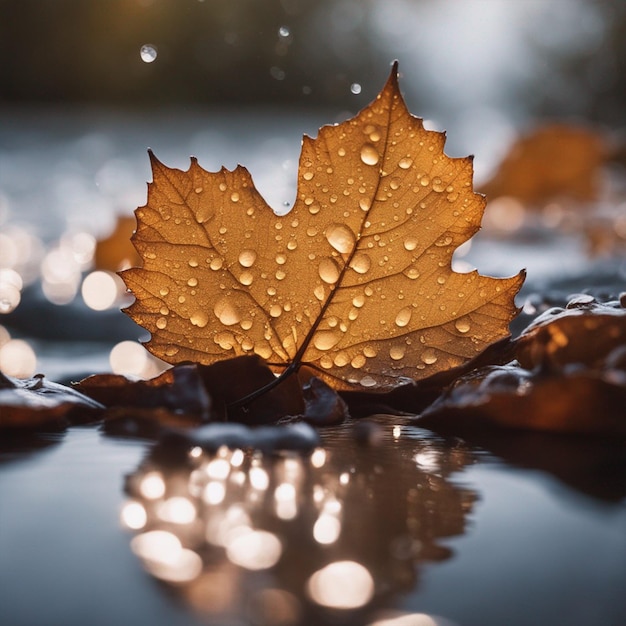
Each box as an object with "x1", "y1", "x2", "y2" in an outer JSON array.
[
  {"x1": 360, "y1": 144, "x2": 379, "y2": 166},
  {"x1": 325, "y1": 223, "x2": 356, "y2": 254}
]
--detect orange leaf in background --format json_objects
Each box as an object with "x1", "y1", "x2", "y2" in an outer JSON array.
[
  {"x1": 122, "y1": 63, "x2": 524, "y2": 391},
  {"x1": 480, "y1": 124, "x2": 607, "y2": 206}
]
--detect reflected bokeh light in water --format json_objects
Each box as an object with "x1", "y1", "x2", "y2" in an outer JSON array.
[{"x1": 121, "y1": 420, "x2": 475, "y2": 624}]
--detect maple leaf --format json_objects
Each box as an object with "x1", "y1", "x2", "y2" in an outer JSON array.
[{"x1": 122, "y1": 62, "x2": 524, "y2": 392}]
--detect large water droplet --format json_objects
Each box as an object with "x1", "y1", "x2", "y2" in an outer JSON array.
[
  {"x1": 320, "y1": 355, "x2": 333, "y2": 369},
  {"x1": 314, "y1": 285, "x2": 325, "y2": 301},
  {"x1": 269, "y1": 304, "x2": 282, "y2": 318},
  {"x1": 360, "y1": 375, "x2": 377, "y2": 387},
  {"x1": 210, "y1": 258, "x2": 223, "y2": 271},
  {"x1": 363, "y1": 346, "x2": 377, "y2": 358},
  {"x1": 351, "y1": 354, "x2": 366, "y2": 369},
  {"x1": 334, "y1": 352, "x2": 350, "y2": 367},
  {"x1": 325, "y1": 224, "x2": 356, "y2": 254},
  {"x1": 156, "y1": 317, "x2": 167, "y2": 329},
  {"x1": 360, "y1": 144, "x2": 379, "y2": 166},
  {"x1": 313, "y1": 330, "x2": 341, "y2": 351},
  {"x1": 398, "y1": 157, "x2": 413, "y2": 169},
  {"x1": 191, "y1": 310, "x2": 209, "y2": 328},
  {"x1": 389, "y1": 345, "x2": 405, "y2": 360},
  {"x1": 239, "y1": 271, "x2": 253, "y2": 286},
  {"x1": 455, "y1": 318, "x2": 471, "y2": 333},
  {"x1": 404, "y1": 238, "x2": 418, "y2": 251},
  {"x1": 187, "y1": 277, "x2": 198, "y2": 287},
  {"x1": 255, "y1": 343, "x2": 273, "y2": 360},
  {"x1": 140, "y1": 44, "x2": 158, "y2": 63},
  {"x1": 215, "y1": 331, "x2": 235, "y2": 350},
  {"x1": 239, "y1": 250, "x2": 257, "y2": 267},
  {"x1": 214, "y1": 298, "x2": 241, "y2": 326},
  {"x1": 318, "y1": 258, "x2": 340, "y2": 284},
  {"x1": 421, "y1": 349, "x2": 437, "y2": 364},
  {"x1": 395, "y1": 308, "x2": 412, "y2": 327},
  {"x1": 350, "y1": 253, "x2": 371, "y2": 274}
]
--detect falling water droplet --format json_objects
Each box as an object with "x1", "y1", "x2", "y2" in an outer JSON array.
[
  {"x1": 278, "y1": 25, "x2": 290, "y2": 37},
  {"x1": 360, "y1": 144, "x2": 379, "y2": 166},
  {"x1": 140, "y1": 44, "x2": 158, "y2": 63},
  {"x1": 350, "y1": 83, "x2": 362, "y2": 95}
]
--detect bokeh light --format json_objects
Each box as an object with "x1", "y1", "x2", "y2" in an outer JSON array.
[
  {"x1": 306, "y1": 560, "x2": 374, "y2": 609},
  {"x1": 109, "y1": 340, "x2": 168, "y2": 379},
  {"x1": 0, "y1": 339, "x2": 37, "y2": 378},
  {"x1": 81, "y1": 270, "x2": 126, "y2": 311}
]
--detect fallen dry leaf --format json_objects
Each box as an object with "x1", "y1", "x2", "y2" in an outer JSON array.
[
  {"x1": 417, "y1": 362, "x2": 626, "y2": 436},
  {"x1": 515, "y1": 294, "x2": 626, "y2": 370},
  {"x1": 481, "y1": 123, "x2": 607, "y2": 206},
  {"x1": 122, "y1": 62, "x2": 524, "y2": 395},
  {"x1": 0, "y1": 372, "x2": 103, "y2": 429},
  {"x1": 76, "y1": 364, "x2": 212, "y2": 418}
]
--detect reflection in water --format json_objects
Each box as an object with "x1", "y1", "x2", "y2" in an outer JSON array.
[{"x1": 121, "y1": 419, "x2": 476, "y2": 624}]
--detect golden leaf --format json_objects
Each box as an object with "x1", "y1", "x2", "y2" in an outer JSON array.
[{"x1": 122, "y1": 63, "x2": 524, "y2": 391}]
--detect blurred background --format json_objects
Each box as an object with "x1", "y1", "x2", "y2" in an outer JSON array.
[
  {"x1": 1, "y1": 0, "x2": 626, "y2": 380},
  {"x1": 3, "y1": 1, "x2": 626, "y2": 126}
]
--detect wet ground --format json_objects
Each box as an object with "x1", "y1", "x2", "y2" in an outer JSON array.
[{"x1": 1, "y1": 107, "x2": 625, "y2": 626}]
